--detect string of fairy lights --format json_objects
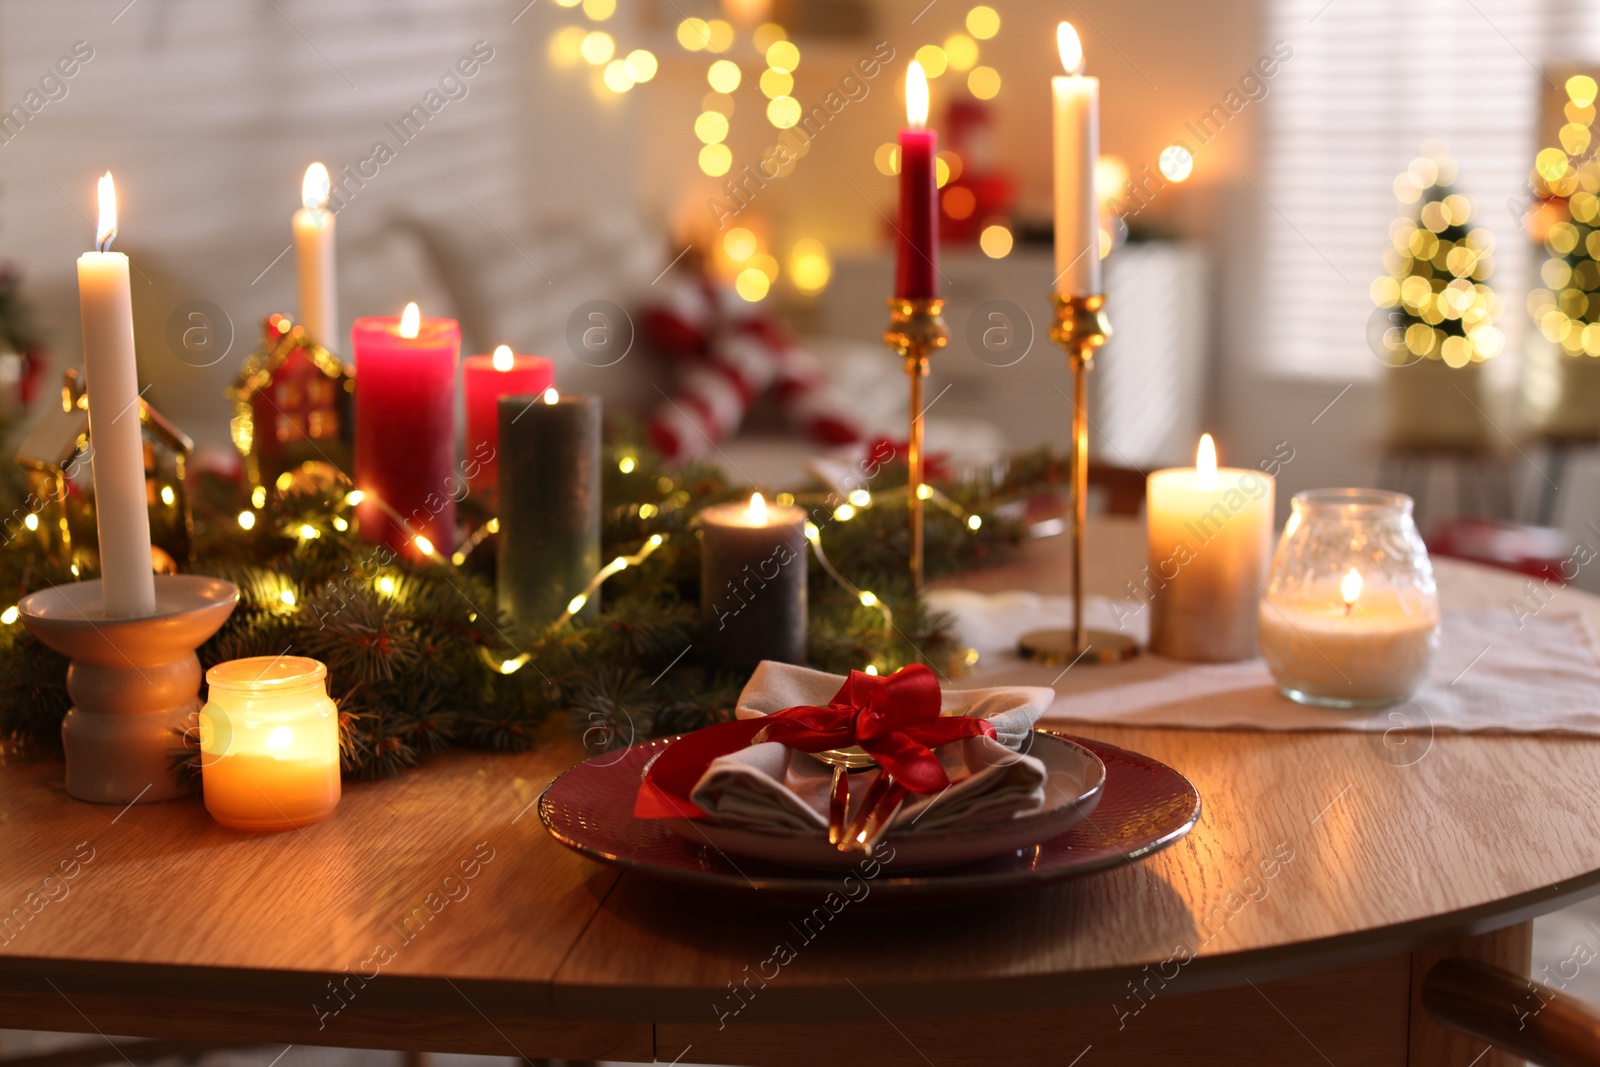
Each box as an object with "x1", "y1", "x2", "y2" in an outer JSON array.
[
  {"x1": 92, "y1": 449, "x2": 985, "y2": 679},
  {"x1": 544, "y1": 3, "x2": 1010, "y2": 304},
  {"x1": 1370, "y1": 144, "x2": 1504, "y2": 369},
  {"x1": 1525, "y1": 75, "x2": 1600, "y2": 358}
]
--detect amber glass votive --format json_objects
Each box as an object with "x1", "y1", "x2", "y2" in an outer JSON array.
[{"x1": 199, "y1": 656, "x2": 341, "y2": 831}]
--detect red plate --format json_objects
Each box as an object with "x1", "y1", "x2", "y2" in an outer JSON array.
[{"x1": 539, "y1": 731, "x2": 1200, "y2": 903}]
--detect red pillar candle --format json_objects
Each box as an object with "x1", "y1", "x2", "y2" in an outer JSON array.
[
  {"x1": 895, "y1": 60, "x2": 938, "y2": 300},
  {"x1": 462, "y1": 344, "x2": 554, "y2": 494},
  {"x1": 351, "y1": 302, "x2": 460, "y2": 560}
]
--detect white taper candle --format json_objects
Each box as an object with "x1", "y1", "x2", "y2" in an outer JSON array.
[{"x1": 77, "y1": 172, "x2": 155, "y2": 618}]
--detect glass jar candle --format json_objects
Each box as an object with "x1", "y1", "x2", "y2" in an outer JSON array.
[
  {"x1": 1258, "y1": 489, "x2": 1440, "y2": 708},
  {"x1": 199, "y1": 656, "x2": 341, "y2": 831}
]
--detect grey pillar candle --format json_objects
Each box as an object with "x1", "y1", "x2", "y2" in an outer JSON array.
[
  {"x1": 700, "y1": 493, "x2": 808, "y2": 671},
  {"x1": 497, "y1": 392, "x2": 601, "y2": 630}
]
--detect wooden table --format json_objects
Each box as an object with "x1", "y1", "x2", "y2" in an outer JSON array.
[{"x1": 2, "y1": 519, "x2": 1596, "y2": 1066}]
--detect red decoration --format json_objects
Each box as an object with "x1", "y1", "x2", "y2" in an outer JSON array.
[
  {"x1": 635, "y1": 664, "x2": 996, "y2": 819},
  {"x1": 644, "y1": 272, "x2": 863, "y2": 460},
  {"x1": 896, "y1": 126, "x2": 939, "y2": 299}
]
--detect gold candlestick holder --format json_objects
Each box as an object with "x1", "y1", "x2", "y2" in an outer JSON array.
[
  {"x1": 1018, "y1": 293, "x2": 1139, "y2": 666},
  {"x1": 883, "y1": 296, "x2": 948, "y2": 592}
]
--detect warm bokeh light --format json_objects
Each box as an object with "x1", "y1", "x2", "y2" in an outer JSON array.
[
  {"x1": 602, "y1": 59, "x2": 634, "y2": 92},
  {"x1": 966, "y1": 5, "x2": 1000, "y2": 39},
  {"x1": 748, "y1": 252, "x2": 779, "y2": 281},
  {"x1": 906, "y1": 61, "x2": 929, "y2": 128},
  {"x1": 735, "y1": 267, "x2": 771, "y2": 301},
  {"x1": 1159, "y1": 144, "x2": 1195, "y2": 182},
  {"x1": 492, "y1": 345, "x2": 514, "y2": 372},
  {"x1": 677, "y1": 18, "x2": 709, "y2": 50},
  {"x1": 968, "y1": 65, "x2": 1000, "y2": 100},
  {"x1": 625, "y1": 49, "x2": 658, "y2": 82},
  {"x1": 708, "y1": 59, "x2": 742, "y2": 93},
  {"x1": 1094, "y1": 155, "x2": 1129, "y2": 205},
  {"x1": 753, "y1": 22, "x2": 786, "y2": 52},
  {"x1": 934, "y1": 157, "x2": 950, "y2": 187},
  {"x1": 699, "y1": 143, "x2": 733, "y2": 176},
  {"x1": 695, "y1": 110, "x2": 730, "y2": 143},
  {"x1": 1058, "y1": 22, "x2": 1084, "y2": 75},
  {"x1": 979, "y1": 222, "x2": 1013, "y2": 258},
  {"x1": 938, "y1": 150, "x2": 963, "y2": 183},
  {"x1": 302, "y1": 163, "x2": 330, "y2": 213},
  {"x1": 943, "y1": 185, "x2": 976, "y2": 219},
  {"x1": 581, "y1": 0, "x2": 614, "y2": 18},
  {"x1": 580, "y1": 30, "x2": 614, "y2": 65},
  {"x1": 723, "y1": 227, "x2": 758, "y2": 261},
  {"x1": 96, "y1": 171, "x2": 117, "y2": 251},
  {"x1": 874, "y1": 142, "x2": 901, "y2": 175},
  {"x1": 1569, "y1": 74, "x2": 1598, "y2": 108},
  {"x1": 790, "y1": 238, "x2": 832, "y2": 294},
  {"x1": 706, "y1": 19, "x2": 735, "y2": 52},
  {"x1": 399, "y1": 302, "x2": 420, "y2": 339},
  {"x1": 550, "y1": 26, "x2": 586, "y2": 65},
  {"x1": 914, "y1": 45, "x2": 948, "y2": 78},
  {"x1": 760, "y1": 68, "x2": 793, "y2": 98},
  {"x1": 766, "y1": 40, "x2": 800, "y2": 73},
  {"x1": 768, "y1": 95, "x2": 801, "y2": 128},
  {"x1": 945, "y1": 33, "x2": 979, "y2": 72},
  {"x1": 1377, "y1": 149, "x2": 1503, "y2": 367}
]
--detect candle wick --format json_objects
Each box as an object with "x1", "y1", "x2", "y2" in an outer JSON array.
[{"x1": 1344, "y1": 601, "x2": 1353, "y2": 617}]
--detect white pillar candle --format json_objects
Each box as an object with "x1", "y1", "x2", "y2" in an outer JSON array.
[
  {"x1": 1052, "y1": 22, "x2": 1101, "y2": 297},
  {"x1": 1146, "y1": 434, "x2": 1275, "y2": 661},
  {"x1": 293, "y1": 162, "x2": 337, "y2": 348},
  {"x1": 77, "y1": 172, "x2": 155, "y2": 618}
]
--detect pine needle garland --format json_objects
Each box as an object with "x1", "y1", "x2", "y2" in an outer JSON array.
[{"x1": 0, "y1": 428, "x2": 1069, "y2": 777}]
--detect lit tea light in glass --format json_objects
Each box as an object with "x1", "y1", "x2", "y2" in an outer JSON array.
[{"x1": 199, "y1": 656, "x2": 340, "y2": 832}]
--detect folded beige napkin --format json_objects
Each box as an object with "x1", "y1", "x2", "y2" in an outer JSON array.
[{"x1": 686, "y1": 662, "x2": 1056, "y2": 835}]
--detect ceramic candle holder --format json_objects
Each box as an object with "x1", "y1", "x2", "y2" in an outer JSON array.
[{"x1": 18, "y1": 575, "x2": 239, "y2": 804}]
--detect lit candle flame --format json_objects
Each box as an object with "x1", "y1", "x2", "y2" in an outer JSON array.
[
  {"x1": 96, "y1": 171, "x2": 117, "y2": 252},
  {"x1": 492, "y1": 344, "x2": 514, "y2": 372},
  {"x1": 905, "y1": 61, "x2": 928, "y2": 128},
  {"x1": 1340, "y1": 567, "x2": 1363, "y2": 611},
  {"x1": 399, "y1": 302, "x2": 421, "y2": 339},
  {"x1": 1058, "y1": 22, "x2": 1085, "y2": 76},
  {"x1": 302, "y1": 162, "x2": 331, "y2": 214},
  {"x1": 543, "y1": 386, "x2": 560, "y2": 404},
  {"x1": 748, "y1": 491, "x2": 767, "y2": 524},
  {"x1": 1196, "y1": 432, "x2": 1217, "y2": 490}
]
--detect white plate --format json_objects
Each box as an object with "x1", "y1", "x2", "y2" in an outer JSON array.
[{"x1": 662, "y1": 732, "x2": 1105, "y2": 872}]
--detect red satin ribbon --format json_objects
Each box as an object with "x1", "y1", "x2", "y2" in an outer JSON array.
[{"x1": 634, "y1": 664, "x2": 994, "y2": 820}]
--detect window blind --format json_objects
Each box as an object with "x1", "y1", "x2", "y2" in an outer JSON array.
[{"x1": 1257, "y1": 0, "x2": 1592, "y2": 379}]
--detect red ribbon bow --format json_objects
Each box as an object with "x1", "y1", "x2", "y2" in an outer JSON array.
[{"x1": 635, "y1": 664, "x2": 995, "y2": 820}]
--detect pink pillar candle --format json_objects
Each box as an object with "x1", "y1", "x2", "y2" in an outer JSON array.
[
  {"x1": 351, "y1": 305, "x2": 460, "y2": 560},
  {"x1": 462, "y1": 345, "x2": 554, "y2": 494}
]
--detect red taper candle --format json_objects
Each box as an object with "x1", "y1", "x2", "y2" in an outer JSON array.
[{"x1": 895, "y1": 60, "x2": 938, "y2": 299}]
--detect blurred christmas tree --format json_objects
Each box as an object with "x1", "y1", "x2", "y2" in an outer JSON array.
[
  {"x1": 1525, "y1": 75, "x2": 1600, "y2": 359},
  {"x1": 1371, "y1": 148, "x2": 1504, "y2": 370}
]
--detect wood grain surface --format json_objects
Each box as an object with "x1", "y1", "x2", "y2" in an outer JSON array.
[{"x1": 0, "y1": 519, "x2": 1592, "y2": 1062}]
